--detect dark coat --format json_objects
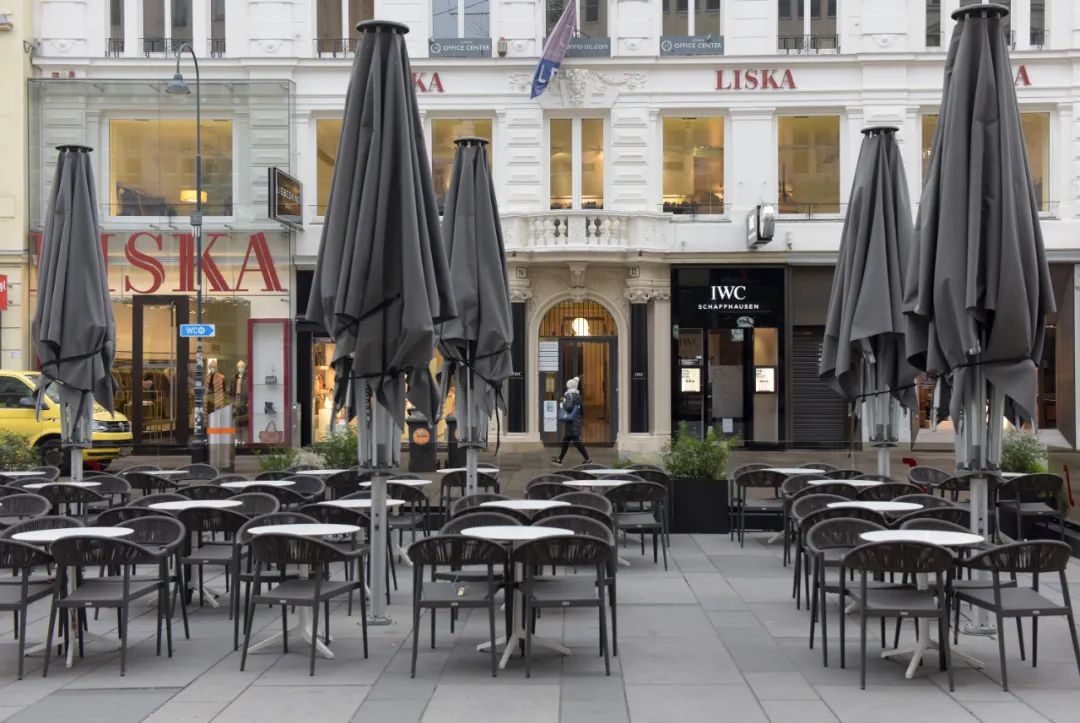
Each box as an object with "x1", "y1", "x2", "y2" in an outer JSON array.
[{"x1": 561, "y1": 390, "x2": 583, "y2": 437}]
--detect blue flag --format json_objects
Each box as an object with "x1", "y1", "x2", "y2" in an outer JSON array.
[{"x1": 530, "y1": 2, "x2": 576, "y2": 99}]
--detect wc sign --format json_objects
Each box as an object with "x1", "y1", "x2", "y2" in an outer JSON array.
[{"x1": 0, "y1": 275, "x2": 7, "y2": 311}]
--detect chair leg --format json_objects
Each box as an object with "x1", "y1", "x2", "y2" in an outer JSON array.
[
  {"x1": 16, "y1": 604, "x2": 28, "y2": 680},
  {"x1": 176, "y1": 554, "x2": 190, "y2": 639},
  {"x1": 941, "y1": 611, "x2": 954, "y2": 692},
  {"x1": 489, "y1": 600, "x2": 498, "y2": 678},
  {"x1": 43, "y1": 597, "x2": 59, "y2": 678},
  {"x1": 359, "y1": 562, "x2": 369, "y2": 658},
  {"x1": 119, "y1": 605, "x2": 129, "y2": 677},
  {"x1": 1065, "y1": 609, "x2": 1080, "y2": 682},
  {"x1": 1016, "y1": 616, "x2": 1026, "y2": 661},
  {"x1": 996, "y1": 612, "x2": 1009, "y2": 691},
  {"x1": 859, "y1": 610, "x2": 868, "y2": 689},
  {"x1": 164, "y1": 586, "x2": 174, "y2": 658},
  {"x1": 820, "y1": 565, "x2": 830, "y2": 668},
  {"x1": 598, "y1": 580, "x2": 610, "y2": 676},
  {"x1": 309, "y1": 602, "x2": 320, "y2": 677},
  {"x1": 839, "y1": 576, "x2": 847, "y2": 670},
  {"x1": 240, "y1": 588, "x2": 256, "y2": 671},
  {"x1": 1032, "y1": 617, "x2": 1039, "y2": 668},
  {"x1": 524, "y1": 596, "x2": 534, "y2": 679},
  {"x1": 281, "y1": 600, "x2": 289, "y2": 654},
  {"x1": 659, "y1": 530, "x2": 668, "y2": 571},
  {"x1": 610, "y1": 578, "x2": 619, "y2": 657},
  {"x1": 809, "y1": 558, "x2": 818, "y2": 650}
]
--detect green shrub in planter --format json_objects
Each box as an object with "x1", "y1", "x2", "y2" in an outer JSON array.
[
  {"x1": 256, "y1": 446, "x2": 299, "y2": 472},
  {"x1": 309, "y1": 425, "x2": 359, "y2": 469},
  {"x1": 661, "y1": 422, "x2": 732, "y2": 480},
  {"x1": 0, "y1": 430, "x2": 39, "y2": 471},
  {"x1": 1000, "y1": 427, "x2": 1048, "y2": 474},
  {"x1": 661, "y1": 423, "x2": 734, "y2": 533}
]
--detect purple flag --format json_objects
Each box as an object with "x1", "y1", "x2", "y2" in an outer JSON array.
[{"x1": 530, "y1": 2, "x2": 576, "y2": 99}]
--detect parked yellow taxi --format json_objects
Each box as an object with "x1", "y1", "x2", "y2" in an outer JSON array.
[{"x1": 0, "y1": 370, "x2": 132, "y2": 470}]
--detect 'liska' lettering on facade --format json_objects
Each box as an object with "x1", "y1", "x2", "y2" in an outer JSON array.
[
  {"x1": 715, "y1": 69, "x2": 796, "y2": 91},
  {"x1": 412, "y1": 72, "x2": 445, "y2": 93}
]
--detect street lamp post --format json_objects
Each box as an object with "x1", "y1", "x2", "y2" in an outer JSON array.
[{"x1": 166, "y1": 45, "x2": 208, "y2": 463}]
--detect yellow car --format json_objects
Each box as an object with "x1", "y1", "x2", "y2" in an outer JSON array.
[{"x1": 0, "y1": 370, "x2": 133, "y2": 471}]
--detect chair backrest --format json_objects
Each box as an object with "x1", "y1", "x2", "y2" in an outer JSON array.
[
  {"x1": 0, "y1": 484, "x2": 25, "y2": 497},
  {"x1": 513, "y1": 535, "x2": 610, "y2": 568},
  {"x1": 32, "y1": 466, "x2": 61, "y2": 481},
  {"x1": 120, "y1": 464, "x2": 160, "y2": 473},
  {"x1": 392, "y1": 473, "x2": 423, "y2": 480},
  {"x1": 178, "y1": 484, "x2": 236, "y2": 501},
  {"x1": 552, "y1": 491, "x2": 613, "y2": 515},
  {"x1": 177, "y1": 463, "x2": 219, "y2": 480},
  {"x1": 798, "y1": 462, "x2": 837, "y2": 472},
  {"x1": 122, "y1": 516, "x2": 186, "y2": 550},
  {"x1": 899, "y1": 518, "x2": 970, "y2": 534},
  {"x1": 526, "y1": 473, "x2": 574, "y2": 488},
  {"x1": 628, "y1": 469, "x2": 671, "y2": 488},
  {"x1": 805, "y1": 517, "x2": 886, "y2": 552},
  {"x1": 5, "y1": 477, "x2": 54, "y2": 490},
  {"x1": 999, "y1": 473, "x2": 1064, "y2": 504},
  {"x1": 50, "y1": 536, "x2": 148, "y2": 567},
  {"x1": 907, "y1": 466, "x2": 950, "y2": 488},
  {"x1": 857, "y1": 474, "x2": 896, "y2": 482},
  {"x1": 438, "y1": 510, "x2": 521, "y2": 534},
  {"x1": 449, "y1": 493, "x2": 508, "y2": 517},
  {"x1": 891, "y1": 506, "x2": 970, "y2": 528},
  {"x1": 177, "y1": 507, "x2": 250, "y2": 536},
  {"x1": 0, "y1": 493, "x2": 51, "y2": 521},
  {"x1": 855, "y1": 482, "x2": 921, "y2": 501},
  {"x1": 573, "y1": 463, "x2": 606, "y2": 471},
  {"x1": 129, "y1": 493, "x2": 186, "y2": 507},
  {"x1": 83, "y1": 474, "x2": 132, "y2": 498},
  {"x1": 892, "y1": 494, "x2": 954, "y2": 509},
  {"x1": 0, "y1": 539, "x2": 53, "y2": 570},
  {"x1": 936, "y1": 475, "x2": 971, "y2": 495},
  {"x1": 386, "y1": 482, "x2": 429, "y2": 506},
  {"x1": 791, "y1": 482, "x2": 855, "y2": 499},
  {"x1": 525, "y1": 482, "x2": 570, "y2": 500},
  {"x1": 36, "y1": 484, "x2": 106, "y2": 506},
  {"x1": 627, "y1": 463, "x2": 665, "y2": 473},
  {"x1": 287, "y1": 465, "x2": 317, "y2": 473},
  {"x1": 533, "y1": 504, "x2": 613, "y2": 528},
  {"x1": 240, "y1": 484, "x2": 306, "y2": 506},
  {"x1": 407, "y1": 534, "x2": 508, "y2": 568},
  {"x1": 605, "y1": 481, "x2": 668, "y2": 509},
  {"x1": 232, "y1": 492, "x2": 282, "y2": 516},
  {"x1": 325, "y1": 470, "x2": 360, "y2": 498},
  {"x1": 729, "y1": 463, "x2": 769, "y2": 479},
  {"x1": 0, "y1": 515, "x2": 83, "y2": 539},
  {"x1": 532, "y1": 512, "x2": 614, "y2": 543},
  {"x1": 125, "y1": 471, "x2": 174, "y2": 495},
  {"x1": 843, "y1": 541, "x2": 955, "y2": 575},
  {"x1": 95, "y1": 506, "x2": 164, "y2": 525},
  {"x1": 285, "y1": 475, "x2": 327, "y2": 498},
  {"x1": 239, "y1": 511, "x2": 320, "y2": 543},
  {"x1": 790, "y1": 493, "x2": 847, "y2": 521},
  {"x1": 595, "y1": 473, "x2": 644, "y2": 482},
  {"x1": 965, "y1": 540, "x2": 1072, "y2": 574},
  {"x1": 559, "y1": 470, "x2": 598, "y2": 481},
  {"x1": 800, "y1": 506, "x2": 886, "y2": 529},
  {"x1": 734, "y1": 469, "x2": 787, "y2": 492},
  {"x1": 248, "y1": 533, "x2": 347, "y2": 566},
  {"x1": 209, "y1": 474, "x2": 249, "y2": 485},
  {"x1": 826, "y1": 469, "x2": 865, "y2": 480},
  {"x1": 780, "y1": 474, "x2": 828, "y2": 498},
  {"x1": 255, "y1": 470, "x2": 291, "y2": 481}
]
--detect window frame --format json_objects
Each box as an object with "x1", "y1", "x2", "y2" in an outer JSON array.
[
  {"x1": 661, "y1": 0, "x2": 724, "y2": 36},
  {"x1": 545, "y1": 0, "x2": 609, "y2": 38},
  {"x1": 104, "y1": 114, "x2": 238, "y2": 224},
  {"x1": 431, "y1": 0, "x2": 492, "y2": 39},
  {"x1": 660, "y1": 114, "x2": 728, "y2": 217},
  {"x1": 775, "y1": 113, "x2": 843, "y2": 219},
  {"x1": 426, "y1": 114, "x2": 497, "y2": 214},
  {"x1": 547, "y1": 115, "x2": 607, "y2": 211},
  {"x1": 313, "y1": 115, "x2": 344, "y2": 222}
]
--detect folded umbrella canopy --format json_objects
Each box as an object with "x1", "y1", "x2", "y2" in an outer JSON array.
[
  {"x1": 31, "y1": 145, "x2": 116, "y2": 482},
  {"x1": 820, "y1": 127, "x2": 917, "y2": 477},
  {"x1": 306, "y1": 20, "x2": 456, "y2": 624},
  {"x1": 904, "y1": 3, "x2": 1053, "y2": 557},
  {"x1": 437, "y1": 137, "x2": 514, "y2": 495}
]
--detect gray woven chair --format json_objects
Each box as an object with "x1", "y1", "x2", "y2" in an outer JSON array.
[
  {"x1": 449, "y1": 493, "x2": 508, "y2": 518},
  {"x1": 129, "y1": 493, "x2": 185, "y2": 508},
  {"x1": 792, "y1": 502, "x2": 887, "y2": 609},
  {"x1": 178, "y1": 484, "x2": 236, "y2": 501},
  {"x1": 559, "y1": 470, "x2": 598, "y2": 481},
  {"x1": 438, "y1": 511, "x2": 521, "y2": 534},
  {"x1": 799, "y1": 462, "x2": 838, "y2": 472},
  {"x1": 176, "y1": 463, "x2": 219, "y2": 481},
  {"x1": 524, "y1": 482, "x2": 570, "y2": 501},
  {"x1": 525, "y1": 473, "x2": 574, "y2": 489},
  {"x1": 110, "y1": 515, "x2": 190, "y2": 640},
  {"x1": 826, "y1": 469, "x2": 865, "y2": 480},
  {"x1": 325, "y1": 469, "x2": 361, "y2": 500},
  {"x1": 842, "y1": 541, "x2": 956, "y2": 690},
  {"x1": 408, "y1": 535, "x2": 508, "y2": 677},
  {"x1": 996, "y1": 474, "x2": 1065, "y2": 541},
  {"x1": 856, "y1": 483, "x2": 922, "y2": 501},
  {"x1": 232, "y1": 492, "x2": 281, "y2": 516},
  {"x1": 255, "y1": 470, "x2": 291, "y2": 481},
  {"x1": 955, "y1": 541, "x2": 1080, "y2": 691},
  {"x1": 893, "y1": 494, "x2": 956, "y2": 509},
  {"x1": 82, "y1": 474, "x2": 132, "y2": 509},
  {"x1": 891, "y1": 506, "x2": 970, "y2": 528},
  {"x1": 0, "y1": 515, "x2": 82, "y2": 539},
  {"x1": 0, "y1": 494, "x2": 51, "y2": 528},
  {"x1": 209, "y1": 474, "x2": 249, "y2": 485},
  {"x1": 789, "y1": 493, "x2": 847, "y2": 607},
  {"x1": 533, "y1": 504, "x2": 613, "y2": 530},
  {"x1": 31, "y1": 466, "x2": 61, "y2": 481},
  {"x1": 439, "y1": 471, "x2": 499, "y2": 521},
  {"x1": 733, "y1": 469, "x2": 787, "y2": 547},
  {"x1": 286, "y1": 475, "x2": 327, "y2": 501},
  {"x1": 605, "y1": 481, "x2": 669, "y2": 570},
  {"x1": 907, "y1": 466, "x2": 950, "y2": 491},
  {"x1": 0, "y1": 540, "x2": 54, "y2": 678},
  {"x1": 552, "y1": 491, "x2": 613, "y2": 515}
]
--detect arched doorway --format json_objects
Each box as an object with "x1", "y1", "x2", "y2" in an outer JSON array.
[{"x1": 539, "y1": 300, "x2": 618, "y2": 446}]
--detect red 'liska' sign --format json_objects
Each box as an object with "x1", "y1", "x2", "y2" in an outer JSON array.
[{"x1": 716, "y1": 69, "x2": 797, "y2": 91}]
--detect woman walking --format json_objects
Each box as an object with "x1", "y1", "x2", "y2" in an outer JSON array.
[{"x1": 551, "y1": 377, "x2": 591, "y2": 465}]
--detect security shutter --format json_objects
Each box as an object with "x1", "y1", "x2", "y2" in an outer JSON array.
[{"x1": 792, "y1": 326, "x2": 850, "y2": 448}]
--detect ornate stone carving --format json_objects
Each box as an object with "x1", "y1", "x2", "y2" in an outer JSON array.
[
  {"x1": 871, "y1": 34, "x2": 897, "y2": 48},
  {"x1": 559, "y1": 68, "x2": 590, "y2": 106},
  {"x1": 509, "y1": 286, "x2": 533, "y2": 303},
  {"x1": 507, "y1": 73, "x2": 532, "y2": 93},
  {"x1": 624, "y1": 287, "x2": 654, "y2": 304},
  {"x1": 593, "y1": 71, "x2": 646, "y2": 92},
  {"x1": 257, "y1": 39, "x2": 282, "y2": 54}
]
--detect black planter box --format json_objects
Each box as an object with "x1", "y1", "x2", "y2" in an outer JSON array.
[{"x1": 671, "y1": 477, "x2": 729, "y2": 533}]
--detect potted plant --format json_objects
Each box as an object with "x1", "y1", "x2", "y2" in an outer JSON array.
[
  {"x1": 309, "y1": 425, "x2": 359, "y2": 469},
  {"x1": 255, "y1": 446, "x2": 299, "y2": 473},
  {"x1": 661, "y1": 422, "x2": 733, "y2": 533},
  {"x1": 1000, "y1": 427, "x2": 1048, "y2": 474},
  {"x1": 0, "y1": 430, "x2": 39, "y2": 471}
]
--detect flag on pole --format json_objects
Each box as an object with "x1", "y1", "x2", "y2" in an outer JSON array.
[{"x1": 530, "y1": 1, "x2": 576, "y2": 99}]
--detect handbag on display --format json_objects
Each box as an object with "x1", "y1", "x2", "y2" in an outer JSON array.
[
  {"x1": 264, "y1": 365, "x2": 278, "y2": 385},
  {"x1": 259, "y1": 420, "x2": 285, "y2": 444}
]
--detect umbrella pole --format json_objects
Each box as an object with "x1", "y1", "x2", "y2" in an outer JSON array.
[
  {"x1": 360, "y1": 381, "x2": 393, "y2": 626},
  {"x1": 465, "y1": 349, "x2": 478, "y2": 496},
  {"x1": 964, "y1": 353, "x2": 997, "y2": 636}
]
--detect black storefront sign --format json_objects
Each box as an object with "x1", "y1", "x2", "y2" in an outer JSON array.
[
  {"x1": 268, "y1": 168, "x2": 302, "y2": 229},
  {"x1": 429, "y1": 37, "x2": 492, "y2": 57}
]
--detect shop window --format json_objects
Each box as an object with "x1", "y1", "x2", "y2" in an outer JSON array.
[
  {"x1": 921, "y1": 112, "x2": 1050, "y2": 212},
  {"x1": 109, "y1": 118, "x2": 233, "y2": 217},
  {"x1": 432, "y1": 0, "x2": 490, "y2": 37},
  {"x1": 926, "y1": 0, "x2": 941, "y2": 47},
  {"x1": 663, "y1": 116, "x2": 725, "y2": 215},
  {"x1": 315, "y1": 118, "x2": 342, "y2": 216},
  {"x1": 549, "y1": 118, "x2": 605, "y2": 210},
  {"x1": 547, "y1": 0, "x2": 607, "y2": 40},
  {"x1": 777, "y1": 115, "x2": 840, "y2": 214},
  {"x1": 431, "y1": 118, "x2": 493, "y2": 212}
]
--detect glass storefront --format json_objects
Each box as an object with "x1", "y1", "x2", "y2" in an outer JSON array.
[
  {"x1": 777, "y1": 115, "x2": 841, "y2": 214},
  {"x1": 672, "y1": 267, "x2": 785, "y2": 446},
  {"x1": 663, "y1": 116, "x2": 725, "y2": 214}
]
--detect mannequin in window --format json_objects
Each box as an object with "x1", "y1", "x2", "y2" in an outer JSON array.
[
  {"x1": 232, "y1": 360, "x2": 249, "y2": 415},
  {"x1": 206, "y1": 358, "x2": 226, "y2": 413}
]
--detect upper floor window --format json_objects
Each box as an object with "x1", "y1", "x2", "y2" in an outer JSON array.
[
  {"x1": 108, "y1": 0, "x2": 124, "y2": 55},
  {"x1": 777, "y1": 115, "x2": 840, "y2": 215},
  {"x1": 777, "y1": 0, "x2": 837, "y2": 52},
  {"x1": 662, "y1": 0, "x2": 722, "y2": 36},
  {"x1": 547, "y1": 0, "x2": 607, "y2": 40},
  {"x1": 432, "y1": 0, "x2": 490, "y2": 38},
  {"x1": 1030, "y1": 0, "x2": 1045, "y2": 47},
  {"x1": 550, "y1": 118, "x2": 604, "y2": 210},
  {"x1": 922, "y1": 111, "x2": 1050, "y2": 212},
  {"x1": 316, "y1": 0, "x2": 374, "y2": 56},
  {"x1": 663, "y1": 117, "x2": 725, "y2": 215},
  {"x1": 959, "y1": 0, "x2": 1012, "y2": 46},
  {"x1": 315, "y1": 119, "x2": 342, "y2": 216},
  {"x1": 431, "y1": 119, "x2": 494, "y2": 212},
  {"x1": 109, "y1": 119, "x2": 234, "y2": 217},
  {"x1": 210, "y1": 0, "x2": 226, "y2": 56},
  {"x1": 140, "y1": 1, "x2": 192, "y2": 54},
  {"x1": 926, "y1": 0, "x2": 941, "y2": 48}
]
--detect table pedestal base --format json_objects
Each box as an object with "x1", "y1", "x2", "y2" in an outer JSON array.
[
  {"x1": 247, "y1": 608, "x2": 333, "y2": 659},
  {"x1": 881, "y1": 622, "x2": 983, "y2": 679}
]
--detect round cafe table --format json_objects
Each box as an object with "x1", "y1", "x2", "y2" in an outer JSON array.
[
  {"x1": 807, "y1": 479, "x2": 883, "y2": 488},
  {"x1": 220, "y1": 480, "x2": 295, "y2": 489},
  {"x1": 479, "y1": 500, "x2": 570, "y2": 513},
  {"x1": 148, "y1": 500, "x2": 243, "y2": 512},
  {"x1": 303, "y1": 469, "x2": 350, "y2": 477},
  {"x1": 245, "y1": 522, "x2": 362, "y2": 659},
  {"x1": 565, "y1": 479, "x2": 630, "y2": 489},
  {"x1": 13, "y1": 526, "x2": 134, "y2": 668},
  {"x1": 462, "y1": 525, "x2": 573, "y2": 669},
  {"x1": 23, "y1": 481, "x2": 101, "y2": 490},
  {"x1": 860, "y1": 529, "x2": 985, "y2": 679},
  {"x1": 0, "y1": 470, "x2": 51, "y2": 478},
  {"x1": 360, "y1": 479, "x2": 432, "y2": 488},
  {"x1": 764, "y1": 468, "x2": 820, "y2": 475},
  {"x1": 318, "y1": 499, "x2": 409, "y2": 562},
  {"x1": 826, "y1": 501, "x2": 922, "y2": 514}
]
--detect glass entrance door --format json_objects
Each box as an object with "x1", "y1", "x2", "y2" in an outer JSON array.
[
  {"x1": 131, "y1": 296, "x2": 190, "y2": 447},
  {"x1": 540, "y1": 337, "x2": 616, "y2": 446}
]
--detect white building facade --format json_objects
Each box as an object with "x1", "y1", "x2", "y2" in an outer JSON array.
[{"x1": 23, "y1": 0, "x2": 1080, "y2": 455}]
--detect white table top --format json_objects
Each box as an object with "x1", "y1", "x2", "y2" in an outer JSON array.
[
  {"x1": 997, "y1": 472, "x2": 1027, "y2": 479},
  {"x1": 566, "y1": 479, "x2": 628, "y2": 488},
  {"x1": 221, "y1": 480, "x2": 295, "y2": 489},
  {"x1": 827, "y1": 501, "x2": 923, "y2": 513},
  {"x1": 480, "y1": 500, "x2": 571, "y2": 512},
  {"x1": 318, "y1": 499, "x2": 406, "y2": 510},
  {"x1": 807, "y1": 479, "x2": 882, "y2": 488},
  {"x1": 304, "y1": 469, "x2": 350, "y2": 477},
  {"x1": 764, "y1": 468, "x2": 822, "y2": 475},
  {"x1": 462, "y1": 525, "x2": 571, "y2": 542},
  {"x1": 248, "y1": 523, "x2": 361, "y2": 537},
  {"x1": 150, "y1": 470, "x2": 192, "y2": 476},
  {"x1": 861, "y1": 530, "x2": 984, "y2": 547},
  {"x1": 148, "y1": 500, "x2": 243, "y2": 511},
  {"x1": 13, "y1": 526, "x2": 133, "y2": 543},
  {"x1": 0, "y1": 470, "x2": 49, "y2": 478},
  {"x1": 437, "y1": 467, "x2": 499, "y2": 475},
  {"x1": 361, "y1": 479, "x2": 432, "y2": 487},
  {"x1": 590, "y1": 469, "x2": 637, "y2": 476},
  {"x1": 24, "y1": 481, "x2": 101, "y2": 489}
]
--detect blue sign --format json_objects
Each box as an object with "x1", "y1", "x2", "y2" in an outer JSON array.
[{"x1": 179, "y1": 324, "x2": 216, "y2": 338}]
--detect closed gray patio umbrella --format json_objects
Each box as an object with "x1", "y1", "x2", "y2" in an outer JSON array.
[
  {"x1": 820, "y1": 127, "x2": 917, "y2": 477},
  {"x1": 31, "y1": 145, "x2": 116, "y2": 482},
  {"x1": 306, "y1": 20, "x2": 456, "y2": 624},
  {"x1": 904, "y1": 3, "x2": 1053, "y2": 589},
  {"x1": 437, "y1": 137, "x2": 514, "y2": 495}
]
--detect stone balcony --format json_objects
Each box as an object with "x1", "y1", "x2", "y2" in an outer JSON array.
[{"x1": 501, "y1": 210, "x2": 673, "y2": 254}]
